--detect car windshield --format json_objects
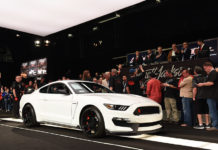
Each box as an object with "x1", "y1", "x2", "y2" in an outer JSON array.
[{"x1": 68, "y1": 82, "x2": 113, "y2": 94}]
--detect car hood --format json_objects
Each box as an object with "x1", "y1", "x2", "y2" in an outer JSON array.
[{"x1": 76, "y1": 93, "x2": 159, "y2": 106}]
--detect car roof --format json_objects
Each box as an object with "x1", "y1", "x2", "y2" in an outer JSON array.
[{"x1": 53, "y1": 80, "x2": 93, "y2": 84}]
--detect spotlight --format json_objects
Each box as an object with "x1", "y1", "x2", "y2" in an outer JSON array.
[
  {"x1": 35, "y1": 40, "x2": 40, "y2": 44},
  {"x1": 16, "y1": 34, "x2": 20, "y2": 37},
  {"x1": 92, "y1": 26, "x2": 98, "y2": 31},
  {"x1": 68, "y1": 33, "x2": 73, "y2": 38},
  {"x1": 34, "y1": 40, "x2": 41, "y2": 47},
  {"x1": 45, "y1": 40, "x2": 50, "y2": 44},
  {"x1": 44, "y1": 40, "x2": 50, "y2": 46}
]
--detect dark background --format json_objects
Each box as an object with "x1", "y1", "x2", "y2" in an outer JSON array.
[{"x1": 0, "y1": 0, "x2": 218, "y2": 86}]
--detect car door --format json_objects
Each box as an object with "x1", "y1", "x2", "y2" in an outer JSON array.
[
  {"x1": 42, "y1": 83, "x2": 73, "y2": 125},
  {"x1": 37, "y1": 85, "x2": 49, "y2": 120}
]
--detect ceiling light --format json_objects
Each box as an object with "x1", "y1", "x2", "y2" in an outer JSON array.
[
  {"x1": 0, "y1": 0, "x2": 144, "y2": 36},
  {"x1": 44, "y1": 40, "x2": 50, "y2": 44},
  {"x1": 98, "y1": 13, "x2": 121, "y2": 24},
  {"x1": 44, "y1": 40, "x2": 50, "y2": 46},
  {"x1": 34, "y1": 40, "x2": 41, "y2": 47},
  {"x1": 68, "y1": 33, "x2": 73, "y2": 38},
  {"x1": 92, "y1": 26, "x2": 98, "y2": 31}
]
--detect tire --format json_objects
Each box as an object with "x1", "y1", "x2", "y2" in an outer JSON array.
[
  {"x1": 22, "y1": 104, "x2": 38, "y2": 127},
  {"x1": 80, "y1": 106, "x2": 105, "y2": 138}
]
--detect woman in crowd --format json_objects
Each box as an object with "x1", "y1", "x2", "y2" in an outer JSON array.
[{"x1": 82, "y1": 70, "x2": 92, "y2": 81}]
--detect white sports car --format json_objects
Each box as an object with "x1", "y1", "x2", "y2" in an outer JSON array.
[{"x1": 20, "y1": 80, "x2": 163, "y2": 137}]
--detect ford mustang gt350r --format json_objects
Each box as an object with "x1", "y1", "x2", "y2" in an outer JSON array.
[{"x1": 20, "y1": 80, "x2": 163, "y2": 137}]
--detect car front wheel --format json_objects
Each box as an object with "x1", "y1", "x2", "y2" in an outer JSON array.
[
  {"x1": 22, "y1": 104, "x2": 38, "y2": 127},
  {"x1": 80, "y1": 106, "x2": 105, "y2": 138}
]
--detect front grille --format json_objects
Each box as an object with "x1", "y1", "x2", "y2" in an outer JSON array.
[
  {"x1": 134, "y1": 106, "x2": 160, "y2": 115},
  {"x1": 112, "y1": 119, "x2": 160, "y2": 127},
  {"x1": 139, "y1": 121, "x2": 160, "y2": 127}
]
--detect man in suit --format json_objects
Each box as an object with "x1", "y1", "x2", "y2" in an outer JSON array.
[
  {"x1": 195, "y1": 39, "x2": 210, "y2": 59},
  {"x1": 155, "y1": 46, "x2": 166, "y2": 62},
  {"x1": 181, "y1": 42, "x2": 191, "y2": 61},
  {"x1": 145, "y1": 49, "x2": 155, "y2": 64},
  {"x1": 132, "y1": 51, "x2": 143, "y2": 66},
  {"x1": 168, "y1": 44, "x2": 181, "y2": 62}
]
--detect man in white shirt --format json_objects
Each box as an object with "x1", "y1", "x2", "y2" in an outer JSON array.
[{"x1": 102, "y1": 72, "x2": 110, "y2": 88}]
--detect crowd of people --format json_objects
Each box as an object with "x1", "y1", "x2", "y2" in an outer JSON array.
[
  {"x1": 130, "y1": 39, "x2": 210, "y2": 66},
  {"x1": 80, "y1": 62, "x2": 218, "y2": 131},
  {"x1": 0, "y1": 39, "x2": 217, "y2": 133},
  {"x1": 0, "y1": 86, "x2": 13, "y2": 112},
  {"x1": 0, "y1": 76, "x2": 47, "y2": 117}
]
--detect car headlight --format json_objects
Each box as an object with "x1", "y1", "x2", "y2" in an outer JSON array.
[{"x1": 104, "y1": 104, "x2": 129, "y2": 111}]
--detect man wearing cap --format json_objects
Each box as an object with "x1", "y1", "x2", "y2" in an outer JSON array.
[{"x1": 127, "y1": 65, "x2": 145, "y2": 95}]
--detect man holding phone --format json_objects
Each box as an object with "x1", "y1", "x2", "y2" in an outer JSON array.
[{"x1": 197, "y1": 62, "x2": 218, "y2": 131}]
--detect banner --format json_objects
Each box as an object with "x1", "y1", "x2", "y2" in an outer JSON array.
[
  {"x1": 21, "y1": 58, "x2": 47, "y2": 77},
  {"x1": 123, "y1": 58, "x2": 208, "y2": 82}
]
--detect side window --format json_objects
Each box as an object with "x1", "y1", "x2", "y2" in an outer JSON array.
[
  {"x1": 39, "y1": 86, "x2": 48, "y2": 93},
  {"x1": 48, "y1": 83, "x2": 71, "y2": 94}
]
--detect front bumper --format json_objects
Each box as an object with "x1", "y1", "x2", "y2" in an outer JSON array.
[
  {"x1": 103, "y1": 103, "x2": 163, "y2": 134},
  {"x1": 108, "y1": 125, "x2": 163, "y2": 135},
  {"x1": 109, "y1": 119, "x2": 162, "y2": 135}
]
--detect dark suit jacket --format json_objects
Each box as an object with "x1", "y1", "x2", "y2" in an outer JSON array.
[
  {"x1": 145, "y1": 53, "x2": 155, "y2": 64},
  {"x1": 197, "y1": 44, "x2": 210, "y2": 58},
  {"x1": 155, "y1": 53, "x2": 166, "y2": 62},
  {"x1": 181, "y1": 48, "x2": 191, "y2": 61},
  {"x1": 168, "y1": 50, "x2": 181, "y2": 62},
  {"x1": 133, "y1": 55, "x2": 143, "y2": 66}
]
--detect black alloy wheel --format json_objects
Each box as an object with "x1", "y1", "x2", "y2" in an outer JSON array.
[
  {"x1": 22, "y1": 104, "x2": 38, "y2": 127},
  {"x1": 80, "y1": 106, "x2": 105, "y2": 138}
]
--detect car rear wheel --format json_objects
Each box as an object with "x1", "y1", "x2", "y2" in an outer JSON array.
[
  {"x1": 22, "y1": 104, "x2": 38, "y2": 127},
  {"x1": 80, "y1": 106, "x2": 105, "y2": 138}
]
